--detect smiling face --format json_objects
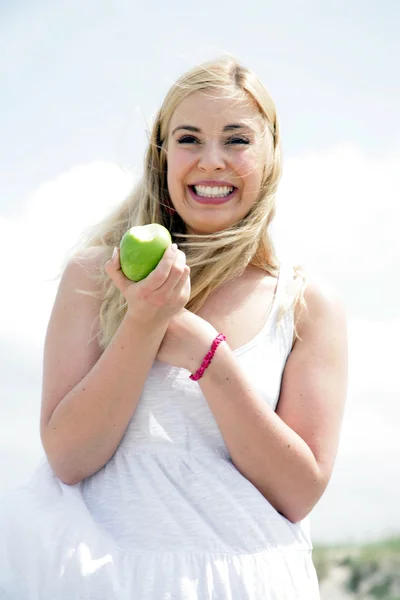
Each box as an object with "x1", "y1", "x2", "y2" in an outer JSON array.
[{"x1": 166, "y1": 89, "x2": 267, "y2": 235}]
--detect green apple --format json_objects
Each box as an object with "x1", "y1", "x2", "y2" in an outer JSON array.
[{"x1": 119, "y1": 223, "x2": 172, "y2": 281}]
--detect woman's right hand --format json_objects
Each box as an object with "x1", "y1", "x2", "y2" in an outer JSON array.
[{"x1": 105, "y1": 244, "x2": 191, "y2": 326}]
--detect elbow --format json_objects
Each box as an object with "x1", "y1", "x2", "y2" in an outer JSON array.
[
  {"x1": 41, "y1": 426, "x2": 82, "y2": 486},
  {"x1": 279, "y1": 497, "x2": 318, "y2": 524},
  {"x1": 281, "y1": 504, "x2": 314, "y2": 524},
  {"x1": 278, "y1": 477, "x2": 328, "y2": 524},
  {"x1": 45, "y1": 452, "x2": 82, "y2": 486},
  {"x1": 59, "y1": 474, "x2": 82, "y2": 486},
  {"x1": 50, "y1": 458, "x2": 86, "y2": 486},
  {"x1": 49, "y1": 449, "x2": 89, "y2": 485},
  {"x1": 50, "y1": 458, "x2": 82, "y2": 486}
]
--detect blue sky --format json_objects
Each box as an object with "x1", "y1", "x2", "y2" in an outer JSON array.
[{"x1": 0, "y1": 0, "x2": 399, "y2": 544}]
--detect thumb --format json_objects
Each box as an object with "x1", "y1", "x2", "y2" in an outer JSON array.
[{"x1": 105, "y1": 247, "x2": 131, "y2": 292}]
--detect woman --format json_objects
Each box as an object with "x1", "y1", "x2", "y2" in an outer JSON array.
[{"x1": 0, "y1": 57, "x2": 348, "y2": 599}]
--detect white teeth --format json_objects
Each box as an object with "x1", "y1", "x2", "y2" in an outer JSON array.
[{"x1": 193, "y1": 185, "x2": 234, "y2": 198}]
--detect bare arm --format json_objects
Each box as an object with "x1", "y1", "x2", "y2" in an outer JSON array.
[
  {"x1": 40, "y1": 244, "x2": 190, "y2": 485},
  {"x1": 196, "y1": 275, "x2": 348, "y2": 523}
]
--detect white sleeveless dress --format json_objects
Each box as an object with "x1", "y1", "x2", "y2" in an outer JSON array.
[{"x1": 0, "y1": 263, "x2": 320, "y2": 599}]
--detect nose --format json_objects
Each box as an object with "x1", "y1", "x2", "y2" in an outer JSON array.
[{"x1": 198, "y1": 140, "x2": 225, "y2": 172}]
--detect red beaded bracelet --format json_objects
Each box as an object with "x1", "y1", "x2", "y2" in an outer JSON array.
[{"x1": 189, "y1": 333, "x2": 227, "y2": 381}]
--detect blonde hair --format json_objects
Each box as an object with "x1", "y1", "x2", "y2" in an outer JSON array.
[{"x1": 64, "y1": 56, "x2": 307, "y2": 351}]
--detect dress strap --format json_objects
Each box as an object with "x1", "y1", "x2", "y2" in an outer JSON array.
[
  {"x1": 275, "y1": 263, "x2": 294, "y2": 304},
  {"x1": 270, "y1": 263, "x2": 296, "y2": 334}
]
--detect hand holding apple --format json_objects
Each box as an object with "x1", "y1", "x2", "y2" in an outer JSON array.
[
  {"x1": 105, "y1": 225, "x2": 191, "y2": 326},
  {"x1": 120, "y1": 224, "x2": 172, "y2": 282}
]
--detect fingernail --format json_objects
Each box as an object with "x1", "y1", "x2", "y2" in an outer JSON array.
[
  {"x1": 112, "y1": 247, "x2": 118, "y2": 259},
  {"x1": 171, "y1": 243, "x2": 178, "y2": 252}
]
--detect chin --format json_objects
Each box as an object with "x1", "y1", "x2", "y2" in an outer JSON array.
[
  {"x1": 183, "y1": 213, "x2": 240, "y2": 236},
  {"x1": 186, "y1": 222, "x2": 231, "y2": 235}
]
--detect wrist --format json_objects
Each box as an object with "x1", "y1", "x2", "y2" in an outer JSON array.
[
  {"x1": 183, "y1": 328, "x2": 216, "y2": 373},
  {"x1": 197, "y1": 338, "x2": 231, "y2": 382},
  {"x1": 124, "y1": 311, "x2": 169, "y2": 337},
  {"x1": 187, "y1": 331, "x2": 227, "y2": 381}
]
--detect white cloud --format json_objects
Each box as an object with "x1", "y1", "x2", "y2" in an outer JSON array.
[{"x1": 0, "y1": 162, "x2": 135, "y2": 347}]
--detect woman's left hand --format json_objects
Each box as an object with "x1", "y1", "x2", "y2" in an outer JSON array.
[{"x1": 156, "y1": 309, "x2": 219, "y2": 373}]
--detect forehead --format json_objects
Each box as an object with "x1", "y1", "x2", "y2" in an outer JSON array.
[{"x1": 169, "y1": 89, "x2": 263, "y2": 133}]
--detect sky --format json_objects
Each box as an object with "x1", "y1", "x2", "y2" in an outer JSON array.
[{"x1": 0, "y1": 0, "x2": 399, "y2": 545}]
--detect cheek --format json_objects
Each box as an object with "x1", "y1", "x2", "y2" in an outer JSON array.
[
  {"x1": 166, "y1": 151, "x2": 181, "y2": 193},
  {"x1": 168, "y1": 148, "x2": 193, "y2": 179},
  {"x1": 167, "y1": 151, "x2": 194, "y2": 200},
  {"x1": 235, "y1": 153, "x2": 262, "y2": 186},
  {"x1": 168, "y1": 155, "x2": 192, "y2": 197}
]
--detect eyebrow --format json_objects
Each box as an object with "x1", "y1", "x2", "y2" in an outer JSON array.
[{"x1": 171, "y1": 124, "x2": 254, "y2": 136}]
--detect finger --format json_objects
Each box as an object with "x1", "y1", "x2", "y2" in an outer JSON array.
[
  {"x1": 142, "y1": 243, "x2": 178, "y2": 291},
  {"x1": 161, "y1": 250, "x2": 187, "y2": 291},
  {"x1": 105, "y1": 247, "x2": 130, "y2": 292},
  {"x1": 172, "y1": 264, "x2": 191, "y2": 297}
]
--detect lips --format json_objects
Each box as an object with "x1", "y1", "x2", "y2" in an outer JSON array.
[
  {"x1": 189, "y1": 180, "x2": 236, "y2": 187},
  {"x1": 188, "y1": 185, "x2": 237, "y2": 205},
  {"x1": 191, "y1": 184, "x2": 234, "y2": 197}
]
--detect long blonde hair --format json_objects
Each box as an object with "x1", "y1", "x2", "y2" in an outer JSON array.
[{"x1": 65, "y1": 56, "x2": 307, "y2": 351}]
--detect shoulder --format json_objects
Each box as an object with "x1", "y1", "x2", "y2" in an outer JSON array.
[
  {"x1": 51, "y1": 246, "x2": 111, "y2": 319},
  {"x1": 67, "y1": 245, "x2": 109, "y2": 272},
  {"x1": 46, "y1": 247, "x2": 109, "y2": 357},
  {"x1": 61, "y1": 245, "x2": 109, "y2": 289},
  {"x1": 293, "y1": 265, "x2": 347, "y2": 343}
]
